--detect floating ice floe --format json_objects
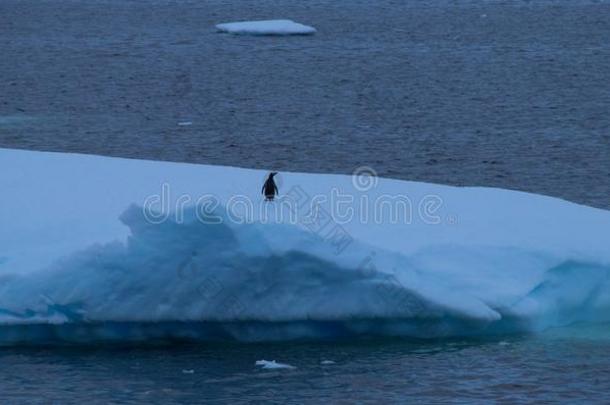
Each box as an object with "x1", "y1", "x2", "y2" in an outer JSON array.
[
  {"x1": 255, "y1": 360, "x2": 296, "y2": 370},
  {"x1": 216, "y1": 19, "x2": 316, "y2": 36},
  {"x1": 320, "y1": 360, "x2": 336, "y2": 365},
  {"x1": 1, "y1": 148, "x2": 610, "y2": 344}
]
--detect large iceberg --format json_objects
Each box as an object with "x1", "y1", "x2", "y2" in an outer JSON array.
[
  {"x1": 216, "y1": 20, "x2": 316, "y2": 36},
  {"x1": 0, "y1": 148, "x2": 609, "y2": 344}
]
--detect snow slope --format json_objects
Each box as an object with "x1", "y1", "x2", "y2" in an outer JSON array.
[
  {"x1": 216, "y1": 20, "x2": 316, "y2": 36},
  {"x1": 0, "y1": 148, "x2": 609, "y2": 344}
]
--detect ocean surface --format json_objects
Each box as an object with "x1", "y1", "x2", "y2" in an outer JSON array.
[
  {"x1": 1, "y1": 0, "x2": 610, "y2": 403},
  {"x1": 1, "y1": 0, "x2": 609, "y2": 209},
  {"x1": 3, "y1": 330, "x2": 610, "y2": 404}
]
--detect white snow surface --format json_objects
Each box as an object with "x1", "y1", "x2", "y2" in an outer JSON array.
[
  {"x1": 216, "y1": 19, "x2": 316, "y2": 36},
  {"x1": 1, "y1": 148, "x2": 610, "y2": 344}
]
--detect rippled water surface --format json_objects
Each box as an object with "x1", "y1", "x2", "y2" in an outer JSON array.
[
  {"x1": 2, "y1": 332, "x2": 610, "y2": 404},
  {"x1": 1, "y1": 0, "x2": 609, "y2": 208}
]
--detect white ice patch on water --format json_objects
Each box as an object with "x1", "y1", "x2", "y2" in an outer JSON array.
[
  {"x1": 256, "y1": 360, "x2": 296, "y2": 370},
  {"x1": 216, "y1": 20, "x2": 316, "y2": 36}
]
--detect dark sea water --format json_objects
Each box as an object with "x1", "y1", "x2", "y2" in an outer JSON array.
[
  {"x1": 1, "y1": 0, "x2": 610, "y2": 403},
  {"x1": 3, "y1": 331, "x2": 610, "y2": 404}
]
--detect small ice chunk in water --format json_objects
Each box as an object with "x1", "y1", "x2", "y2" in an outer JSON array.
[
  {"x1": 320, "y1": 360, "x2": 335, "y2": 365},
  {"x1": 182, "y1": 369, "x2": 195, "y2": 374},
  {"x1": 216, "y1": 20, "x2": 316, "y2": 36},
  {"x1": 177, "y1": 121, "x2": 192, "y2": 126},
  {"x1": 255, "y1": 360, "x2": 296, "y2": 370}
]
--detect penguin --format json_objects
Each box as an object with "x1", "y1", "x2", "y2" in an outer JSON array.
[{"x1": 262, "y1": 172, "x2": 279, "y2": 201}]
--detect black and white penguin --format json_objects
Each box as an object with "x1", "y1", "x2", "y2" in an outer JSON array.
[{"x1": 262, "y1": 172, "x2": 279, "y2": 201}]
